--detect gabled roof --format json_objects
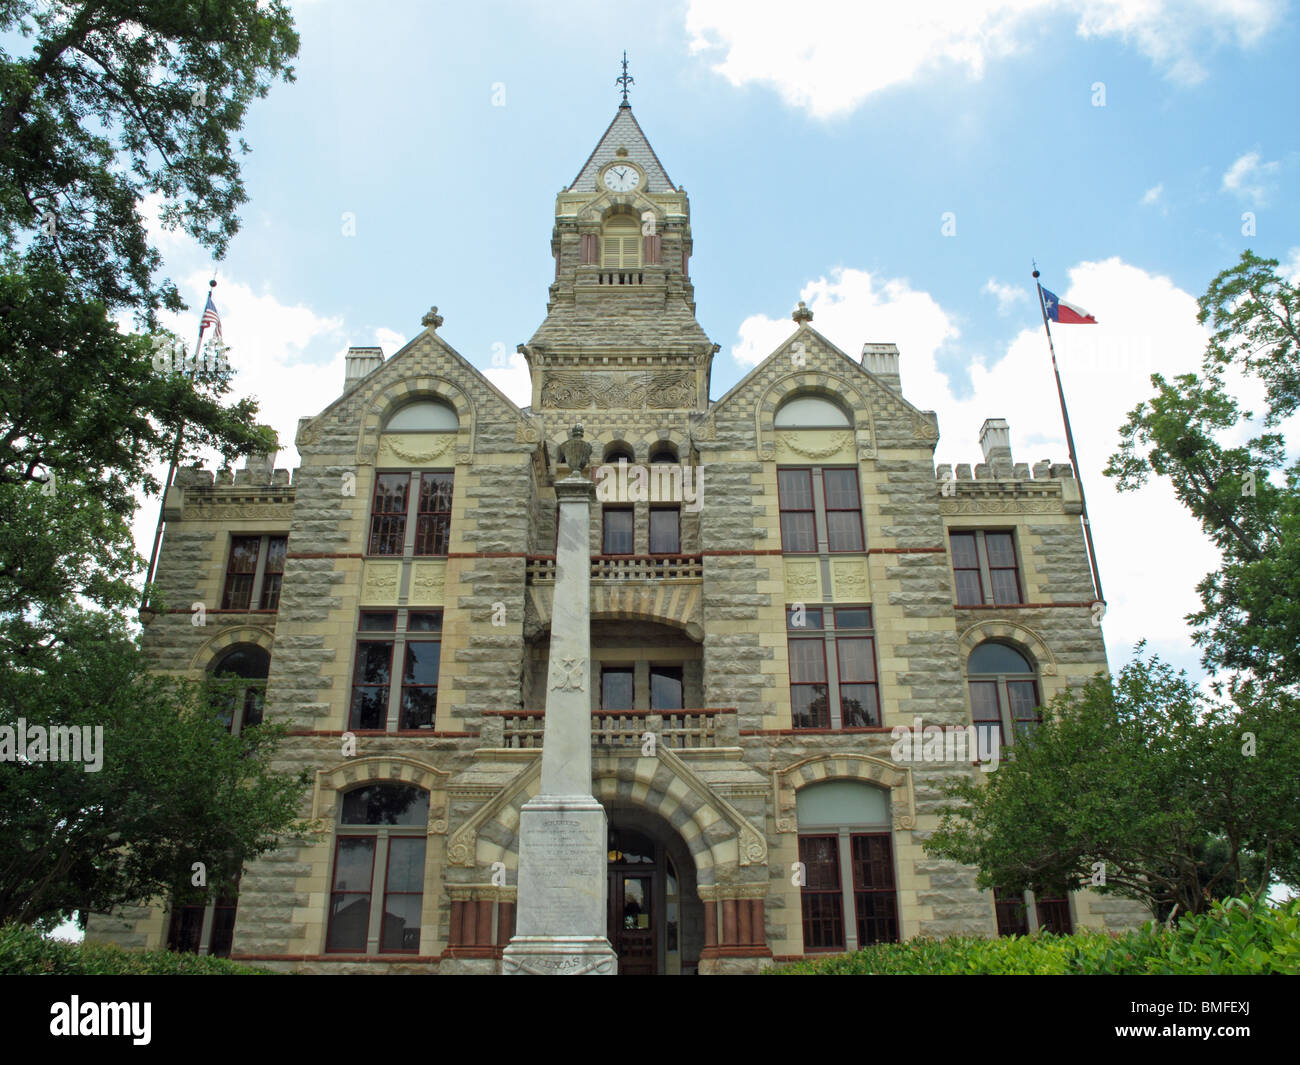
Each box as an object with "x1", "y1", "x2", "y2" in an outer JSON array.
[
  {"x1": 568, "y1": 104, "x2": 676, "y2": 193},
  {"x1": 709, "y1": 322, "x2": 930, "y2": 419}
]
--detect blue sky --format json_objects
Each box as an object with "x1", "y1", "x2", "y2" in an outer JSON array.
[{"x1": 137, "y1": 0, "x2": 1299, "y2": 683}]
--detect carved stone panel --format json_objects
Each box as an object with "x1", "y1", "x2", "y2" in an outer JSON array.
[
  {"x1": 783, "y1": 559, "x2": 821, "y2": 604},
  {"x1": 361, "y1": 561, "x2": 401, "y2": 606},
  {"x1": 409, "y1": 561, "x2": 447, "y2": 607},
  {"x1": 540, "y1": 371, "x2": 695, "y2": 410}
]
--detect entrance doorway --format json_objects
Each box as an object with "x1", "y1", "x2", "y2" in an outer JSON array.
[{"x1": 605, "y1": 821, "x2": 693, "y2": 974}]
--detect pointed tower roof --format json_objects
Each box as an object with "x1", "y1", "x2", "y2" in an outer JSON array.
[{"x1": 567, "y1": 104, "x2": 676, "y2": 193}]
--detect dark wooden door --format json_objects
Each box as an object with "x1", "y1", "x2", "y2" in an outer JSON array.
[{"x1": 609, "y1": 873, "x2": 655, "y2": 975}]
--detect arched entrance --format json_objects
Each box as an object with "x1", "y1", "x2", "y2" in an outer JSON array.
[{"x1": 604, "y1": 806, "x2": 703, "y2": 975}]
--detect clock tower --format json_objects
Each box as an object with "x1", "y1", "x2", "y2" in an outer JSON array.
[{"x1": 521, "y1": 81, "x2": 717, "y2": 416}]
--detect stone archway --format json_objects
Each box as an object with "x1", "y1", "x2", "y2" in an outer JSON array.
[{"x1": 603, "y1": 803, "x2": 704, "y2": 975}]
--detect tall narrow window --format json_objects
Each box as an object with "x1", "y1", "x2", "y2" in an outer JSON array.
[
  {"x1": 822, "y1": 469, "x2": 864, "y2": 552},
  {"x1": 350, "y1": 612, "x2": 395, "y2": 730},
  {"x1": 649, "y1": 506, "x2": 680, "y2": 555},
  {"x1": 259, "y1": 536, "x2": 287, "y2": 609},
  {"x1": 650, "y1": 666, "x2": 684, "y2": 710},
  {"x1": 798, "y1": 835, "x2": 845, "y2": 950},
  {"x1": 788, "y1": 616, "x2": 830, "y2": 728},
  {"x1": 850, "y1": 834, "x2": 899, "y2": 945},
  {"x1": 601, "y1": 666, "x2": 634, "y2": 709},
  {"x1": 222, "y1": 536, "x2": 259, "y2": 609},
  {"x1": 603, "y1": 507, "x2": 634, "y2": 555},
  {"x1": 777, "y1": 469, "x2": 816, "y2": 552},
  {"x1": 368, "y1": 474, "x2": 409, "y2": 555},
  {"x1": 399, "y1": 613, "x2": 442, "y2": 729},
  {"x1": 985, "y1": 532, "x2": 1022, "y2": 604},
  {"x1": 950, "y1": 533, "x2": 983, "y2": 605},
  {"x1": 836, "y1": 636, "x2": 880, "y2": 727},
  {"x1": 327, "y1": 783, "x2": 429, "y2": 955},
  {"x1": 415, "y1": 473, "x2": 453, "y2": 556}
]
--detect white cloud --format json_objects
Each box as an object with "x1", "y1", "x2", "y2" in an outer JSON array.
[
  {"x1": 1141, "y1": 183, "x2": 1164, "y2": 206},
  {"x1": 685, "y1": 0, "x2": 1284, "y2": 117},
  {"x1": 728, "y1": 258, "x2": 1222, "y2": 671},
  {"x1": 1221, "y1": 150, "x2": 1281, "y2": 206},
  {"x1": 983, "y1": 277, "x2": 1030, "y2": 315},
  {"x1": 128, "y1": 272, "x2": 361, "y2": 573},
  {"x1": 484, "y1": 351, "x2": 533, "y2": 407}
]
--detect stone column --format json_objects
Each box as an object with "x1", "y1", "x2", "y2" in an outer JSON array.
[{"x1": 503, "y1": 472, "x2": 617, "y2": 975}]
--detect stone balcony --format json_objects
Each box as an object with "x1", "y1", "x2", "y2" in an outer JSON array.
[
  {"x1": 526, "y1": 554, "x2": 703, "y2": 583},
  {"x1": 480, "y1": 708, "x2": 737, "y2": 750},
  {"x1": 524, "y1": 554, "x2": 705, "y2": 639}
]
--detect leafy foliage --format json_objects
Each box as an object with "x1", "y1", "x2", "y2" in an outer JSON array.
[
  {"x1": 0, "y1": 922, "x2": 277, "y2": 974},
  {"x1": 1, "y1": 0, "x2": 299, "y2": 319},
  {"x1": 769, "y1": 895, "x2": 1300, "y2": 975},
  {"x1": 0, "y1": 607, "x2": 311, "y2": 927},
  {"x1": 924, "y1": 651, "x2": 1300, "y2": 918},
  {"x1": 1107, "y1": 249, "x2": 1300, "y2": 689}
]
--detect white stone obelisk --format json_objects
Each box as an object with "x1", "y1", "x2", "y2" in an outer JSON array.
[{"x1": 504, "y1": 430, "x2": 617, "y2": 975}]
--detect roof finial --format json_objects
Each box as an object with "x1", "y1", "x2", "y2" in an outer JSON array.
[{"x1": 616, "y1": 50, "x2": 634, "y2": 107}]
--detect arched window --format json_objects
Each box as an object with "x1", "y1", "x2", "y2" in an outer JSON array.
[
  {"x1": 603, "y1": 442, "x2": 635, "y2": 464},
  {"x1": 967, "y1": 641, "x2": 1041, "y2": 756},
  {"x1": 208, "y1": 645, "x2": 269, "y2": 735},
  {"x1": 384, "y1": 399, "x2": 459, "y2": 433},
  {"x1": 775, "y1": 394, "x2": 852, "y2": 428},
  {"x1": 327, "y1": 783, "x2": 429, "y2": 954},
  {"x1": 648, "y1": 442, "x2": 678, "y2": 465},
  {"x1": 796, "y1": 780, "x2": 898, "y2": 951},
  {"x1": 602, "y1": 214, "x2": 642, "y2": 269}
]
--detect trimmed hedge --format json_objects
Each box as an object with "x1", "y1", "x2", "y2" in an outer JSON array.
[
  {"x1": 770, "y1": 895, "x2": 1300, "y2": 975},
  {"x1": 0, "y1": 923, "x2": 276, "y2": 975}
]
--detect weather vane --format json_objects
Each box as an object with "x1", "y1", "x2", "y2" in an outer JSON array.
[{"x1": 617, "y1": 51, "x2": 634, "y2": 105}]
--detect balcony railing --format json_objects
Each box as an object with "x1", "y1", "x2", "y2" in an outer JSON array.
[
  {"x1": 526, "y1": 554, "x2": 703, "y2": 583},
  {"x1": 482, "y1": 708, "x2": 734, "y2": 750}
]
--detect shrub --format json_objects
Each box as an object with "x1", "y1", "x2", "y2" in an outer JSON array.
[
  {"x1": 770, "y1": 895, "x2": 1300, "y2": 975},
  {"x1": 0, "y1": 923, "x2": 277, "y2": 975}
]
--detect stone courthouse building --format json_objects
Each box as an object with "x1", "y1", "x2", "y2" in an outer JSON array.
[{"x1": 88, "y1": 97, "x2": 1147, "y2": 973}]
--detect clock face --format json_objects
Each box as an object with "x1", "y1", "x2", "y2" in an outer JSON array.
[{"x1": 603, "y1": 165, "x2": 640, "y2": 192}]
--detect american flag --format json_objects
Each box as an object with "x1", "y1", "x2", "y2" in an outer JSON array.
[{"x1": 200, "y1": 292, "x2": 223, "y2": 341}]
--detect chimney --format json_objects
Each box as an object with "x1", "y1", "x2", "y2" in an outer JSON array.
[
  {"x1": 979, "y1": 418, "x2": 1013, "y2": 470},
  {"x1": 237, "y1": 450, "x2": 276, "y2": 486},
  {"x1": 345, "y1": 346, "x2": 384, "y2": 391},
  {"x1": 861, "y1": 343, "x2": 901, "y2": 391}
]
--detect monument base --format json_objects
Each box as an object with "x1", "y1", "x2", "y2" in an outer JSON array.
[
  {"x1": 504, "y1": 795, "x2": 617, "y2": 976},
  {"x1": 502, "y1": 936, "x2": 618, "y2": 975}
]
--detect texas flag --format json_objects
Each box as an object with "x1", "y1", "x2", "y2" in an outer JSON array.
[{"x1": 1040, "y1": 286, "x2": 1097, "y2": 324}]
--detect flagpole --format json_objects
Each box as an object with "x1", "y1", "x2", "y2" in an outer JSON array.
[
  {"x1": 140, "y1": 277, "x2": 217, "y2": 615},
  {"x1": 1032, "y1": 267, "x2": 1105, "y2": 607}
]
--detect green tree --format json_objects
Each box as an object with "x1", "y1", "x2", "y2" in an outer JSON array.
[
  {"x1": 925, "y1": 652, "x2": 1300, "y2": 919},
  {"x1": 1, "y1": 0, "x2": 299, "y2": 318},
  {"x1": 1107, "y1": 250, "x2": 1300, "y2": 689},
  {"x1": 0, "y1": 2, "x2": 304, "y2": 929},
  {"x1": 0, "y1": 606, "x2": 309, "y2": 928}
]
